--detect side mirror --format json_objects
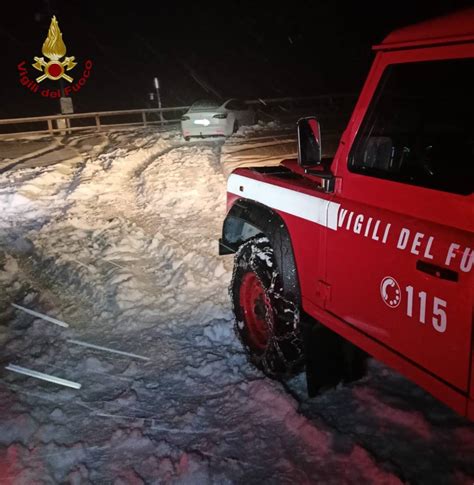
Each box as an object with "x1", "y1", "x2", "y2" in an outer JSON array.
[{"x1": 297, "y1": 117, "x2": 321, "y2": 167}]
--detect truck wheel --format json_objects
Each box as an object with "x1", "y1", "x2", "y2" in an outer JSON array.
[{"x1": 230, "y1": 236, "x2": 304, "y2": 378}]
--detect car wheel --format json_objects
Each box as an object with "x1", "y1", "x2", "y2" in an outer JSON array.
[
  {"x1": 230, "y1": 236, "x2": 304, "y2": 378},
  {"x1": 184, "y1": 136, "x2": 190, "y2": 141}
]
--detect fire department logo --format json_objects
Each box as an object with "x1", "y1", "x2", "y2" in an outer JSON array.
[
  {"x1": 380, "y1": 276, "x2": 401, "y2": 308},
  {"x1": 32, "y1": 16, "x2": 76, "y2": 83}
]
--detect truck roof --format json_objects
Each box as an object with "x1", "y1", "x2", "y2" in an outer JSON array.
[{"x1": 374, "y1": 7, "x2": 474, "y2": 50}]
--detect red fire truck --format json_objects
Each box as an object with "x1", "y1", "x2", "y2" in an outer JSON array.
[{"x1": 219, "y1": 9, "x2": 474, "y2": 419}]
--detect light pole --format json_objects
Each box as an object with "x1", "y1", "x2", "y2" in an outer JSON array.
[{"x1": 154, "y1": 77, "x2": 164, "y2": 124}]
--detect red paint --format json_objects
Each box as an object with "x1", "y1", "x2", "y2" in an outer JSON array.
[
  {"x1": 47, "y1": 61, "x2": 62, "y2": 77},
  {"x1": 224, "y1": 10, "x2": 474, "y2": 418},
  {"x1": 374, "y1": 7, "x2": 474, "y2": 50},
  {"x1": 239, "y1": 272, "x2": 271, "y2": 350}
]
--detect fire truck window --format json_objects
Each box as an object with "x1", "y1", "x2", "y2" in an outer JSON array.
[{"x1": 349, "y1": 58, "x2": 473, "y2": 195}]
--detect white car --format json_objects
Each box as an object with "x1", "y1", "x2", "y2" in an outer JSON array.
[{"x1": 181, "y1": 99, "x2": 256, "y2": 140}]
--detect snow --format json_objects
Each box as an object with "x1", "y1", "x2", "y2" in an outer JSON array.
[{"x1": 0, "y1": 127, "x2": 472, "y2": 483}]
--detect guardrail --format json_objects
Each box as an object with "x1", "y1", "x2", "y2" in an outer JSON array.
[
  {"x1": 0, "y1": 94, "x2": 356, "y2": 139},
  {"x1": 0, "y1": 107, "x2": 190, "y2": 138},
  {"x1": 246, "y1": 94, "x2": 354, "y2": 106}
]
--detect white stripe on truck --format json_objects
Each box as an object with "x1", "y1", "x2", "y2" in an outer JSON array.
[{"x1": 227, "y1": 173, "x2": 340, "y2": 230}]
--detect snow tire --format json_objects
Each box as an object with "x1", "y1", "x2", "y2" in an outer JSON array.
[{"x1": 230, "y1": 236, "x2": 304, "y2": 378}]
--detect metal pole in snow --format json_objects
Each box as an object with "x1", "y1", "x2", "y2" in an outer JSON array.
[
  {"x1": 5, "y1": 364, "x2": 81, "y2": 389},
  {"x1": 67, "y1": 339, "x2": 150, "y2": 361},
  {"x1": 11, "y1": 303, "x2": 70, "y2": 328},
  {"x1": 154, "y1": 77, "x2": 164, "y2": 124}
]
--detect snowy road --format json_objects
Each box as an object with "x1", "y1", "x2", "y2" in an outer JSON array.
[{"x1": 0, "y1": 127, "x2": 472, "y2": 484}]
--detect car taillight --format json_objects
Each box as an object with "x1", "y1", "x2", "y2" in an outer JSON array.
[
  {"x1": 213, "y1": 113, "x2": 227, "y2": 119},
  {"x1": 181, "y1": 116, "x2": 190, "y2": 121}
]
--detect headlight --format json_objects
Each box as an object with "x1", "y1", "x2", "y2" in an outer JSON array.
[
  {"x1": 181, "y1": 116, "x2": 190, "y2": 121},
  {"x1": 213, "y1": 113, "x2": 227, "y2": 119}
]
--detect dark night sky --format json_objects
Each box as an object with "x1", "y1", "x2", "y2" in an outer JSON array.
[{"x1": 2, "y1": 0, "x2": 472, "y2": 117}]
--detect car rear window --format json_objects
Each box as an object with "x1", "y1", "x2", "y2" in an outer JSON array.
[{"x1": 189, "y1": 100, "x2": 221, "y2": 112}]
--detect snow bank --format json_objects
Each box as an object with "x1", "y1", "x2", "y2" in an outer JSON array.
[{"x1": 0, "y1": 127, "x2": 472, "y2": 484}]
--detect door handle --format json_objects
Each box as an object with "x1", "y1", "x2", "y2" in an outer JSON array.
[{"x1": 416, "y1": 260, "x2": 458, "y2": 282}]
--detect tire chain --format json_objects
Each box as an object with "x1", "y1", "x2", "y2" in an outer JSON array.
[{"x1": 230, "y1": 237, "x2": 304, "y2": 378}]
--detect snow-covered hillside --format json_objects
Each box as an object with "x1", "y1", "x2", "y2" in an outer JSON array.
[{"x1": 0, "y1": 128, "x2": 472, "y2": 484}]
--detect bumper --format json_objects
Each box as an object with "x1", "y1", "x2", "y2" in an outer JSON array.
[{"x1": 181, "y1": 120, "x2": 229, "y2": 137}]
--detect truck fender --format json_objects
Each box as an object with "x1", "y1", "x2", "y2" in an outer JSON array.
[
  {"x1": 220, "y1": 198, "x2": 367, "y2": 391},
  {"x1": 219, "y1": 198, "x2": 301, "y2": 305}
]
